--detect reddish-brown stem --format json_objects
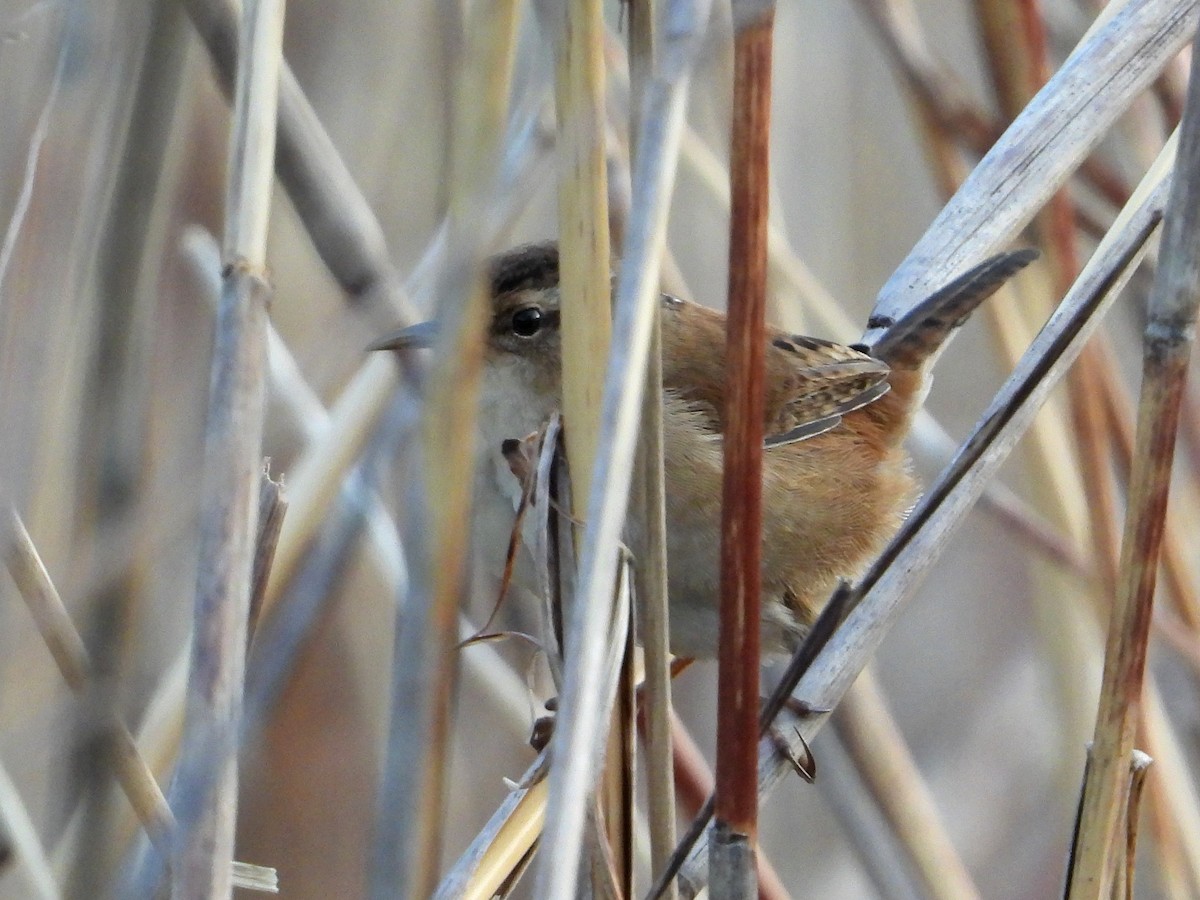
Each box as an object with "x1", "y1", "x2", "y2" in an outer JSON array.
[
  {"x1": 716, "y1": 7, "x2": 773, "y2": 842},
  {"x1": 665, "y1": 713, "x2": 789, "y2": 900}
]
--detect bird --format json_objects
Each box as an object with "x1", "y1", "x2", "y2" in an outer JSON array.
[{"x1": 372, "y1": 241, "x2": 1037, "y2": 659}]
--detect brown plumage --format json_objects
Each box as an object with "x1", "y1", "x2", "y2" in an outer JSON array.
[{"x1": 375, "y1": 242, "x2": 1036, "y2": 657}]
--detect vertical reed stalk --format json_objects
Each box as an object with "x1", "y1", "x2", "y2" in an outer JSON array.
[
  {"x1": 712, "y1": 3, "x2": 774, "y2": 896},
  {"x1": 544, "y1": 0, "x2": 622, "y2": 885},
  {"x1": 370, "y1": 3, "x2": 520, "y2": 896},
  {"x1": 626, "y1": 1, "x2": 679, "y2": 896},
  {"x1": 167, "y1": 0, "x2": 285, "y2": 894},
  {"x1": 550, "y1": 0, "x2": 613, "y2": 499},
  {"x1": 536, "y1": 0, "x2": 709, "y2": 893},
  {"x1": 1067, "y1": 24, "x2": 1200, "y2": 897}
]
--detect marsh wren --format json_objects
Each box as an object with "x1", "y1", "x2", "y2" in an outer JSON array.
[{"x1": 374, "y1": 242, "x2": 1036, "y2": 658}]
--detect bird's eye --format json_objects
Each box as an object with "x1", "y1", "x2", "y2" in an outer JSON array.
[{"x1": 511, "y1": 306, "x2": 543, "y2": 337}]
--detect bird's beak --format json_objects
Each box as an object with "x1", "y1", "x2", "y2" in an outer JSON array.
[{"x1": 368, "y1": 319, "x2": 439, "y2": 351}]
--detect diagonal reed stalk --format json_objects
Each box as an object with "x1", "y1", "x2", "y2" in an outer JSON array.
[
  {"x1": 181, "y1": 0, "x2": 414, "y2": 320},
  {"x1": 4, "y1": 509, "x2": 174, "y2": 851},
  {"x1": 670, "y1": 19, "x2": 1184, "y2": 883},
  {"x1": 0, "y1": 758, "x2": 57, "y2": 899},
  {"x1": 867, "y1": 0, "x2": 1198, "y2": 332},
  {"x1": 833, "y1": 667, "x2": 981, "y2": 900},
  {"x1": 4, "y1": 508, "x2": 281, "y2": 895}
]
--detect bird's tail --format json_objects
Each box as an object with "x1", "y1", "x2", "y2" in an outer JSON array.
[
  {"x1": 869, "y1": 249, "x2": 1039, "y2": 369},
  {"x1": 849, "y1": 248, "x2": 1037, "y2": 448}
]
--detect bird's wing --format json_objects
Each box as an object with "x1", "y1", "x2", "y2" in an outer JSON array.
[
  {"x1": 762, "y1": 333, "x2": 891, "y2": 446},
  {"x1": 660, "y1": 297, "x2": 892, "y2": 447}
]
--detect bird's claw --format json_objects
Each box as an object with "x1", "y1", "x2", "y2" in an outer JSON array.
[{"x1": 768, "y1": 724, "x2": 816, "y2": 783}]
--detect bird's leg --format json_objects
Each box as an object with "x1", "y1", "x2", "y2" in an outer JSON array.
[{"x1": 781, "y1": 696, "x2": 831, "y2": 719}]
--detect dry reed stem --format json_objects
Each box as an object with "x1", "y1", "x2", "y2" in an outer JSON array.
[
  {"x1": 625, "y1": 3, "x2": 679, "y2": 895},
  {"x1": 541, "y1": 0, "x2": 623, "y2": 882},
  {"x1": 712, "y1": 4, "x2": 774, "y2": 896},
  {"x1": 1067, "y1": 748, "x2": 1156, "y2": 900},
  {"x1": 663, "y1": 711, "x2": 788, "y2": 900},
  {"x1": 166, "y1": 0, "x2": 284, "y2": 893},
  {"x1": 544, "y1": 0, "x2": 613, "y2": 499},
  {"x1": 909, "y1": 420, "x2": 1095, "y2": 581},
  {"x1": 859, "y1": 0, "x2": 1132, "y2": 222},
  {"x1": 836, "y1": 668, "x2": 981, "y2": 900},
  {"x1": 434, "y1": 760, "x2": 550, "y2": 900},
  {"x1": 534, "y1": 0, "x2": 710, "y2": 894},
  {"x1": 370, "y1": 3, "x2": 520, "y2": 896},
  {"x1": 168, "y1": 153, "x2": 273, "y2": 897},
  {"x1": 1067, "y1": 27, "x2": 1200, "y2": 896},
  {"x1": 1121, "y1": 751, "x2": 1155, "y2": 899}
]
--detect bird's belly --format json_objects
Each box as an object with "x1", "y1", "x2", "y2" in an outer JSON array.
[{"x1": 660, "y1": 503, "x2": 806, "y2": 658}]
